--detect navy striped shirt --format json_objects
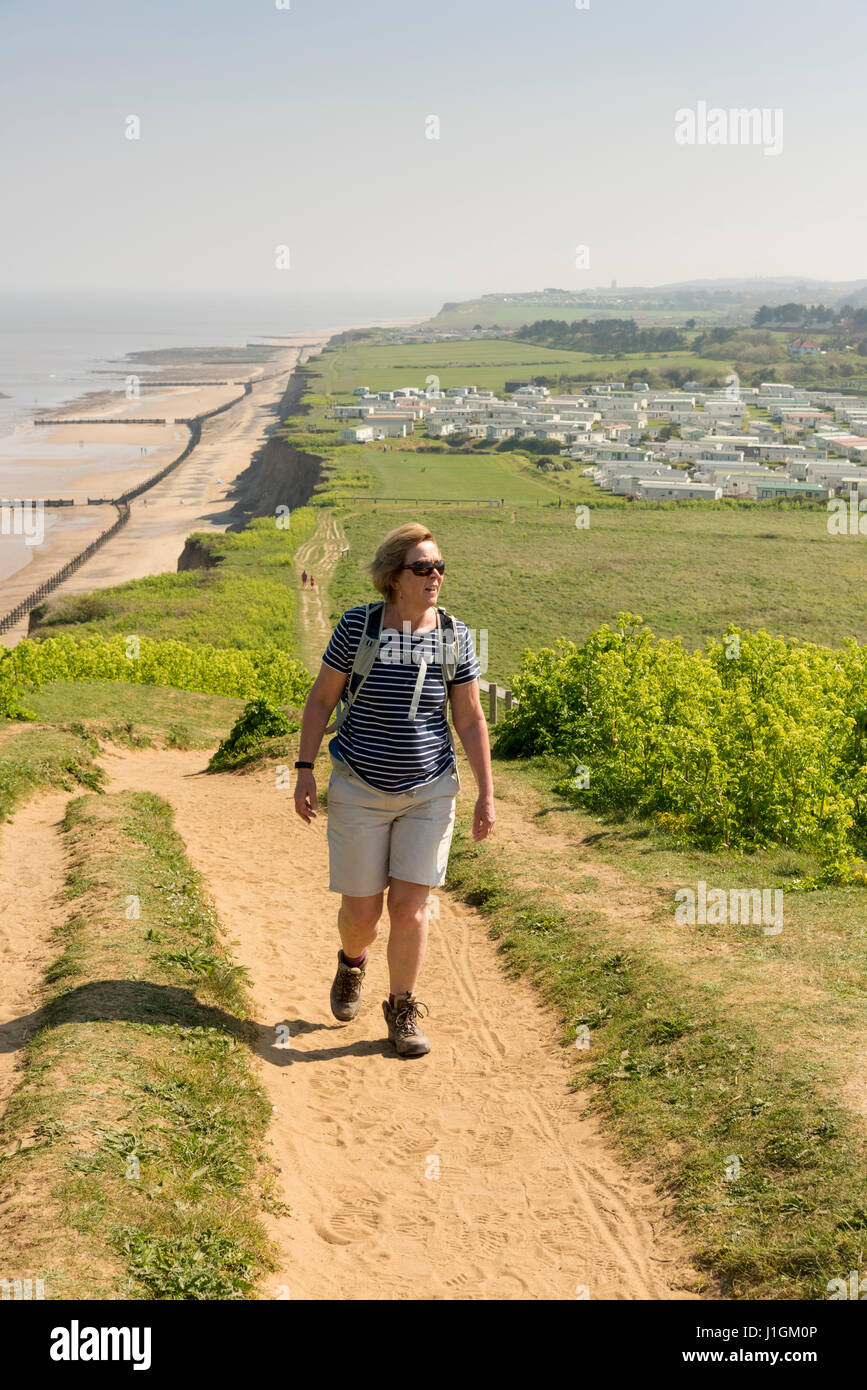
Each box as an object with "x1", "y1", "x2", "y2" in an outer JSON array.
[{"x1": 322, "y1": 604, "x2": 480, "y2": 792}]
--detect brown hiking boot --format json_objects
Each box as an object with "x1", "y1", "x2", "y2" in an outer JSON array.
[
  {"x1": 382, "y1": 992, "x2": 430, "y2": 1057},
  {"x1": 330, "y1": 950, "x2": 366, "y2": 1021}
]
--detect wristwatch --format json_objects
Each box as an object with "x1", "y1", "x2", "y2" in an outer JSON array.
[{"x1": 294, "y1": 761, "x2": 314, "y2": 769}]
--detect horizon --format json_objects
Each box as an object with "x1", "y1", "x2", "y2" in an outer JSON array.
[{"x1": 2, "y1": 275, "x2": 867, "y2": 305}]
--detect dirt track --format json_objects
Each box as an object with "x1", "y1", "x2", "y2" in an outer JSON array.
[
  {"x1": 295, "y1": 511, "x2": 345, "y2": 669},
  {"x1": 0, "y1": 791, "x2": 71, "y2": 1112},
  {"x1": 96, "y1": 743, "x2": 702, "y2": 1300}
]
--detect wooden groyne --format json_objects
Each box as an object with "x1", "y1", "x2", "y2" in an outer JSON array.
[
  {"x1": 0, "y1": 383, "x2": 252, "y2": 636},
  {"x1": 0, "y1": 501, "x2": 130, "y2": 635}
]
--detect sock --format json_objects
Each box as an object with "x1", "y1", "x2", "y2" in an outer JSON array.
[{"x1": 341, "y1": 949, "x2": 366, "y2": 967}]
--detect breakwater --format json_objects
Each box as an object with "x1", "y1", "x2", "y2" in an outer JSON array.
[{"x1": 0, "y1": 383, "x2": 250, "y2": 636}]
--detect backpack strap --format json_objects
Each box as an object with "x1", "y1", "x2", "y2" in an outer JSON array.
[
  {"x1": 438, "y1": 607, "x2": 460, "y2": 766},
  {"x1": 326, "y1": 601, "x2": 386, "y2": 734},
  {"x1": 437, "y1": 607, "x2": 460, "y2": 706}
]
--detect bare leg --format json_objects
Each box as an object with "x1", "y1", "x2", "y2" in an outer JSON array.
[
  {"x1": 337, "y1": 892, "x2": 383, "y2": 959},
  {"x1": 385, "y1": 878, "x2": 431, "y2": 995}
]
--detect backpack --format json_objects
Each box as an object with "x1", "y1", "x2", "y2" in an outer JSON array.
[{"x1": 325, "y1": 601, "x2": 461, "y2": 751}]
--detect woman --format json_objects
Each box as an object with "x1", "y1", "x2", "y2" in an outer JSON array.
[{"x1": 294, "y1": 523, "x2": 495, "y2": 1058}]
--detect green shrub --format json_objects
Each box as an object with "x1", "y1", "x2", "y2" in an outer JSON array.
[
  {"x1": 209, "y1": 698, "x2": 296, "y2": 771},
  {"x1": 494, "y1": 612, "x2": 867, "y2": 862},
  {"x1": 0, "y1": 648, "x2": 38, "y2": 722},
  {"x1": 4, "y1": 634, "x2": 312, "y2": 708}
]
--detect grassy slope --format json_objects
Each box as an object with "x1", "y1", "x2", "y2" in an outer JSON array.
[
  {"x1": 30, "y1": 511, "x2": 318, "y2": 653},
  {"x1": 326, "y1": 504, "x2": 867, "y2": 678},
  {"x1": 24, "y1": 681, "x2": 246, "y2": 749},
  {"x1": 0, "y1": 722, "x2": 106, "y2": 821}
]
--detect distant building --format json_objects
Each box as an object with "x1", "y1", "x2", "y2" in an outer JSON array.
[
  {"x1": 787, "y1": 337, "x2": 823, "y2": 355},
  {"x1": 638, "y1": 480, "x2": 722, "y2": 501},
  {"x1": 364, "y1": 414, "x2": 414, "y2": 437},
  {"x1": 754, "y1": 480, "x2": 827, "y2": 500}
]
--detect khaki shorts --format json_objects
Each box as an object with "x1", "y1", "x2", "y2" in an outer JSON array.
[{"x1": 326, "y1": 755, "x2": 461, "y2": 896}]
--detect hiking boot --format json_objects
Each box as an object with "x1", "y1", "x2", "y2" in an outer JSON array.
[
  {"x1": 382, "y1": 992, "x2": 430, "y2": 1057},
  {"x1": 330, "y1": 950, "x2": 367, "y2": 1021}
]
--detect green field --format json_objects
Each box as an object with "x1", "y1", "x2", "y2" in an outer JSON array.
[
  {"x1": 327, "y1": 502, "x2": 867, "y2": 683},
  {"x1": 312, "y1": 335, "x2": 754, "y2": 395},
  {"x1": 313, "y1": 337, "x2": 603, "y2": 395},
  {"x1": 261, "y1": 339, "x2": 865, "y2": 686},
  {"x1": 324, "y1": 444, "x2": 562, "y2": 504}
]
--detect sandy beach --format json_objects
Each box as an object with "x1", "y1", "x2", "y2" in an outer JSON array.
[{"x1": 0, "y1": 336, "x2": 329, "y2": 647}]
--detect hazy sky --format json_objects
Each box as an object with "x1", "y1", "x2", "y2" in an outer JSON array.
[{"x1": 2, "y1": 0, "x2": 865, "y2": 301}]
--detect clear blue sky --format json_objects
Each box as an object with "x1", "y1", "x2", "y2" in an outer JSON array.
[{"x1": 2, "y1": 0, "x2": 864, "y2": 298}]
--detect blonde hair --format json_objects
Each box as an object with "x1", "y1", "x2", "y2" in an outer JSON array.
[{"x1": 368, "y1": 523, "x2": 436, "y2": 601}]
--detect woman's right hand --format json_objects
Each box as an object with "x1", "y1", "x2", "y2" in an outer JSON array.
[{"x1": 294, "y1": 769, "x2": 319, "y2": 823}]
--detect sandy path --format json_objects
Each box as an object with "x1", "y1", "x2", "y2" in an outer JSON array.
[
  {"x1": 98, "y1": 744, "x2": 702, "y2": 1300},
  {"x1": 0, "y1": 791, "x2": 71, "y2": 1112},
  {"x1": 295, "y1": 512, "x2": 346, "y2": 671}
]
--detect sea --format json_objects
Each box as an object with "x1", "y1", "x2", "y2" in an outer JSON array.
[{"x1": 0, "y1": 288, "x2": 444, "y2": 440}]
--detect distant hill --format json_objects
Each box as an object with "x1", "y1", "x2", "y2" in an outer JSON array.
[{"x1": 431, "y1": 278, "x2": 867, "y2": 329}]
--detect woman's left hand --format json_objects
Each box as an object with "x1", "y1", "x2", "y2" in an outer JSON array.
[{"x1": 472, "y1": 795, "x2": 496, "y2": 841}]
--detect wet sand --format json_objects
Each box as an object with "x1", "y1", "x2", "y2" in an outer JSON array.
[{"x1": 0, "y1": 338, "x2": 327, "y2": 645}]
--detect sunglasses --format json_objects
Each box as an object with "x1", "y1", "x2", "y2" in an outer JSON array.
[{"x1": 401, "y1": 560, "x2": 445, "y2": 577}]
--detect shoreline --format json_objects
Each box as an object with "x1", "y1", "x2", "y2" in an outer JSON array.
[
  {"x1": 0, "y1": 311, "x2": 431, "y2": 647},
  {"x1": 0, "y1": 341, "x2": 320, "y2": 646}
]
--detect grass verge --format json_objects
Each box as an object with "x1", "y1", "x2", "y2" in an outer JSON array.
[
  {"x1": 0, "y1": 790, "x2": 280, "y2": 1299},
  {"x1": 24, "y1": 681, "x2": 248, "y2": 752},
  {"x1": 0, "y1": 723, "x2": 105, "y2": 822}
]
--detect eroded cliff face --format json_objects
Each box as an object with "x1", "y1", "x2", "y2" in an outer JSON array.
[
  {"x1": 276, "y1": 366, "x2": 313, "y2": 421},
  {"x1": 229, "y1": 439, "x2": 322, "y2": 523},
  {"x1": 226, "y1": 362, "x2": 323, "y2": 524},
  {"x1": 177, "y1": 538, "x2": 225, "y2": 571}
]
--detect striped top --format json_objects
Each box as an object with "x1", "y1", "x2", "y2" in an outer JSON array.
[{"x1": 322, "y1": 604, "x2": 480, "y2": 792}]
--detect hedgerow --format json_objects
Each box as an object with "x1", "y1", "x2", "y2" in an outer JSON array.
[{"x1": 2, "y1": 634, "x2": 312, "y2": 710}]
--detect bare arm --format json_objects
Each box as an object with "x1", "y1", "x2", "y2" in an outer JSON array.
[
  {"x1": 294, "y1": 662, "x2": 347, "y2": 823},
  {"x1": 449, "y1": 679, "x2": 495, "y2": 841}
]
